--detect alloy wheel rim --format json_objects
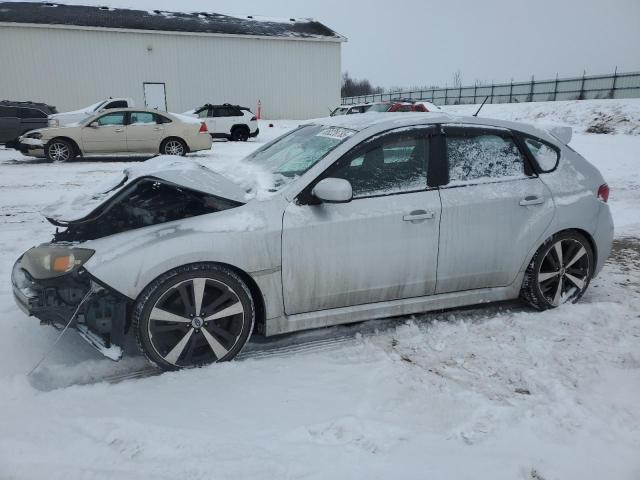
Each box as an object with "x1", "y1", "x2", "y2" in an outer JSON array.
[
  {"x1": 147, "y1": 277, "x2": 245, "y2": 367},
  {"x1": 165, "y1": 141, "x2": 184, "y2": 155},
  {"x1": 49, "y1": 142, "x2": 70, "y2": 161},
  {"x1": 537, "y1": 239, "x2": 590, "y2": 306}
]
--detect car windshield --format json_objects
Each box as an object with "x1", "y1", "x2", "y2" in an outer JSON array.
[
  {"x1": 367, "y1": 103, "x2": 391, "y2": 112},
  {"x1": 76, "y1": 114, "x2": 97, "y2": 125},
  {"x1": 244, "y1": 124, "x2": 355, "y2": 188},
  {"x1": 90, "y1": 100, "x2": 108, "y2": 112}
]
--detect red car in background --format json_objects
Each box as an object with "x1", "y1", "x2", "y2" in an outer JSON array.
[{"x1": 368, "y1": 100, "x2": 440, "y2": 112}]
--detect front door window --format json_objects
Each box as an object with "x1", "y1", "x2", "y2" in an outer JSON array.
[
  {"x1": 96, "y1": 112, "x2": 126, "y2": 126},
  {"x1": 327, "y1": 130, "x2": 429, "y2": 197}
]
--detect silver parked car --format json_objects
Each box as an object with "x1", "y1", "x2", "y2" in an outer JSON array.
[
  {"x1": 12, "y1": 113, "x2": 613, "y2": 370},
  {"x1": 19, "y1": 107, "x2": 212, "y2": 161}
]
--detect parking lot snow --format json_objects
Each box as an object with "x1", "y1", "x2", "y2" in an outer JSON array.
[{"x1": 0, "y1": 109, "x2": 639, "y2": 479}]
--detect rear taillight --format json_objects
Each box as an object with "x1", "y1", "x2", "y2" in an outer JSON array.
[
  {"x1": 199, "y1": 122, "x2": 208, "y2": 133},
  {"x1": 597, "y1": 183, "x2": 609, "y2": 203},
  {"x1": 250, "y1": 116, "x2": 257, "y2": 121}
]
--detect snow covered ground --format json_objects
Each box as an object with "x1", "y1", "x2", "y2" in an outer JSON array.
[{"x1": 1, "y1": 103, "x2": 639, "y2": 479}]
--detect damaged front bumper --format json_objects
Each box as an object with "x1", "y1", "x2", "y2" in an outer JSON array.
[
  {"x1": 11, "y1": 248, "x2": 131, "y2": 360},
  {"x1": 18, "y1": 136, "x2": 45, "y2": 157}
]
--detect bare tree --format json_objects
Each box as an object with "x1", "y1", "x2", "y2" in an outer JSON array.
[{"x1": 341, "y1": 72, "x2": 384, "y2": 97}]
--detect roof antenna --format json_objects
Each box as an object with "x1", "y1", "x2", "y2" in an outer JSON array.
[{"x1": 473, "y1": 96, "x2": 489, "y2": 117}]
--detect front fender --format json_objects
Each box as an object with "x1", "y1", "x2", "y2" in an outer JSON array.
[{"x1": 81, "y1": 202, "x2": 284, "y2": 303}]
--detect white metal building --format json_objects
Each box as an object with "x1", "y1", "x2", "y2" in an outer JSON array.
[{"x1": 0, "y1": 2, "x2": 345, "y2": 119}]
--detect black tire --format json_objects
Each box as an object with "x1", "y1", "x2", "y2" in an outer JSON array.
[
  {"x1": 45, "y1": 138, "x2": 76, "y2": 162},
  {"x1": 230, "y1": 126, "x2": 250, "y2": 142},
  {"x1": 161, "y1": 138, "x2": 187, "y2": 156},
  {"x1": 520, "y1": 231, "x2": 594, "y2": 310},
  {"x1": 133, "y1": 263, "x2": 255, "y2": 370}
]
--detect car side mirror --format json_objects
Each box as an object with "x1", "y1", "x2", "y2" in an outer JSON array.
[
  {"x1": 89, "y1": 121, "x2": 99, "y2": 128},
  {"x1": 312, "y1": 178, "x2": 353, "y2": 203}
]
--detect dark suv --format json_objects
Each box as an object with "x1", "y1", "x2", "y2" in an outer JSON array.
[{"x1": 0, "y1": 100, "x2": 57, "y2": 148}]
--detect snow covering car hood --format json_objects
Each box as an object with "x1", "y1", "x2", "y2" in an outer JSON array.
[{"x1": 43, "y1": 156, "x2": 248, "y2": 224}]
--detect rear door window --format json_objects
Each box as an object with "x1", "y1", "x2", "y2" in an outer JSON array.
[
  {"x1": 0, "y1": 106, "x2": 18, "y2": 117},
  {"x1": 130, "y1": 111, "x2": 157, "y2": 125},
  {"x1": 220, "y1": 107, "x2": 241, "y2": 117},
  {"x1": 445, "y1": 128, "x2": 528, "y2": 184}
]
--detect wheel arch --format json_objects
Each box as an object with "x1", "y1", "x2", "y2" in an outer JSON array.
[
  {"x1": 231, "y1": 124, "x2": 250, "y2": 133},
  {"x1": 130, "y1": 260, "x2": 266, "y2": 336},
  {"x1": 521, "y1": 227, "x2": 598, "y2": 277},
  {"x1": 48, "y1": 136, "x2": 82, "y2": 156},
  {"x1": 160, "y1": 136, "x2": 190, "y2": 153}
]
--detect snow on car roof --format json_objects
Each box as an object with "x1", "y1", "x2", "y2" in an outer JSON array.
[
  {"x1": 0, "y1": 2, "x2": 346, "y2": 41},
  {"x1": 308, "y1": 111, "x2": 566, "y2": 145}
]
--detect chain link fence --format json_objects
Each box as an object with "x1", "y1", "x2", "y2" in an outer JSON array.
[{"x1": 341, "y1": 70, "x2": 640, "y2": 106}]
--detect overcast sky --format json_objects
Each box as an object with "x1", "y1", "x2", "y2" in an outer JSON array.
[{"x1": 8, "y1": 0, "x2": 640, "y2": 89}]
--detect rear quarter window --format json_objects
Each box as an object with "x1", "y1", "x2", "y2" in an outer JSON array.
[
  {"x1": 18, "y1": 107, "x2": 47, "y2": 119},
  {"x1": 523, "y1": 137, "x2": 560, "y2": 172}
]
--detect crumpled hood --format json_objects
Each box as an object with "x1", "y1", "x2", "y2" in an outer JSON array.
[{"x1": 43, "y1": 156, "x2": 248, "y2": 224}]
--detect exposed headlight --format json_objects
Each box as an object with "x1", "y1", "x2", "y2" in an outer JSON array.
[
  {"x1": 11, "y1": 259, "x2": 30, "y2": 289},
  {"x1": 48, "y1": 118, "x2": 60, "y2": 128},
  {"x1": 27, "y1": 132, "x2": 42, "y2": 139},
  {"x1": 20, "y1": 246, "x2": 95, "y2": 279}
]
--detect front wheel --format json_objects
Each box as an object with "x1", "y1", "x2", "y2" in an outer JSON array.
[
  {"x1": 521, "y1": 231, "x2": 594, "y2": 310},
  {"x1": 134, "y1": 264, "x2": 255, "y2": 370},
  {"x1": 161, "y1": 138, "x2": 187, "y2": 156},
  {"x1": 45, "y1": 139, "x2": 76, "y2": 162}
]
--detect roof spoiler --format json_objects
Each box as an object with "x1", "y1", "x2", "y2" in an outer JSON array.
[{"x1": 543, "y1": 124, "x2": 572, "y2": 145}]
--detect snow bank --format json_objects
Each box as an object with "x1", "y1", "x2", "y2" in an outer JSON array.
[{"x1": 444, "y1": 99, "x2": 640, "y2": 135}]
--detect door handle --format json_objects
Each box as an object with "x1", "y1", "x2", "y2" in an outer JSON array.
[
  {"x1": 114, "y1": 128, "x2": 124, "y2": 132},
  {"x1": 403, "y1": 210, "x2": 435, "y2": 222},
  {"x1": 519, "y1": 195, "x2": 544, "y2": 206}
]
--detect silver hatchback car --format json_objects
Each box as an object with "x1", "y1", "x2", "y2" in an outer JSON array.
[{"x1": 12, "y1": 113, "x2": 613, "y2": 370}]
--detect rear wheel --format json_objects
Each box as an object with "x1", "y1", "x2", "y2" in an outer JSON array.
[
  {"x1": 45, "y1": 138, "x2": 76, "y2": 162},
  {"x1": 230, "y1": 126, "x2": 249, "y2": 142},
  {"x1": 134, "y1": 264, "x2": 255, "y2": 370},
  {"x1": 161, "y1": 138, "x2": 187, "y2": 156},
  {"x1": 521, "y1": 231, "x2": 594, "y2": 310}
]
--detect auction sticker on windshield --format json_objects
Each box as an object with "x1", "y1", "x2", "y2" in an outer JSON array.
[{"x1": 316, "y1": 127, "x2": 356, "y2": 140}]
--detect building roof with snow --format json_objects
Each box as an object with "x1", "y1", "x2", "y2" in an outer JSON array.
[{"x1": 0, "y1": 2, "x2": 346, "y2": 41}]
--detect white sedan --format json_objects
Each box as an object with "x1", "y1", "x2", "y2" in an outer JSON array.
[{"x1": 19, "y1": 107, "x2": 212, "y2": 161}]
